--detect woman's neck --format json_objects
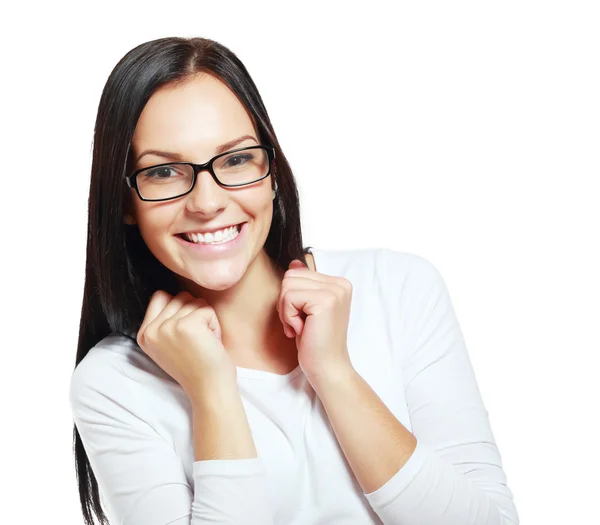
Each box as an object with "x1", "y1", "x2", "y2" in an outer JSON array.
[{"x1": 176, "y1": 250, "x2": 297, "y2": 363}]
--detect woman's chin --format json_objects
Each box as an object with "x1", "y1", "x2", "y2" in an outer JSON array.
[
  {"x1": 187, "y1": 260, "x2": 246, "y2": 291},
  {"x1": 201, "y1": 277, "x2": 240, "y2": 291}
]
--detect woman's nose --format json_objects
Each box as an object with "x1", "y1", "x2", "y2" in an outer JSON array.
[{"x1": 184, "y1": 169, "x2": 228, "y2": 213}]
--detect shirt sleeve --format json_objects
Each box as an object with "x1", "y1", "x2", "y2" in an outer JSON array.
[
  {"x1": 363, "y1": 251, "x2": 519, "y2": 524},
  {"x1": 69, "y1": 349, "x2": 274, "y2": 525}
]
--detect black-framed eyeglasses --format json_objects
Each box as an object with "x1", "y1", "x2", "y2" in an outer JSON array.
[{"x1": 125, "y1": 145, "x2": 276, "y2": 202}]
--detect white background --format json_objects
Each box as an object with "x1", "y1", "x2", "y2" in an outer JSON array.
[{"x1": 1, "y1": 1, "x2": 598, "y2": 523}]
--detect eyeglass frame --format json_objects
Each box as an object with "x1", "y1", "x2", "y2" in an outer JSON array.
[{"x1": 125, "y1": 144, "x2": 277, "y2": 202}]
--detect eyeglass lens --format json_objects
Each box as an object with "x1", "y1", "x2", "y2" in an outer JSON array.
[{"x1": 136, "y1": 147, "x2": 269, "y2": 200}]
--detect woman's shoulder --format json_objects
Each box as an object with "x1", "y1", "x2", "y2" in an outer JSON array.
[
  {"x1": 312, "y1": 246, "x2": 442, "y2": 288},
  {"x1": 70, "y1": 332, "x2": 135, "y2": 388},
  {"x1": 69, "y1": 331, "x2": 157, "y2": 413},
  {"x1": 74, "y1": 330, "x2": 139, "y2": 371}
]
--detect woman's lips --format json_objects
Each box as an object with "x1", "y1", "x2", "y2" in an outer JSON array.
[{"x1": 174, "y1": 222, "x2": 247, "y2": 255}]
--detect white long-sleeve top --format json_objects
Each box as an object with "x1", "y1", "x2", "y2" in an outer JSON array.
[{"x1": 69, "y1": 247, "x2": 519, "y2": 524}]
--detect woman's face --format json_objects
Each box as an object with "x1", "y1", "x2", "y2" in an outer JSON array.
[{"x1": 127, "y1": 73, "x2": 275, "y2": 293}]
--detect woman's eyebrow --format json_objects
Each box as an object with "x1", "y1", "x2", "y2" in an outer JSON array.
[{"x1": 135, "y1": 135, "x2": 258, "y2": 164}]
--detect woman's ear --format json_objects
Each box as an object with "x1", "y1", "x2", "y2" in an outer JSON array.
[{"x1": 124, "y1": 213, "x2": 136, "y2": 225}]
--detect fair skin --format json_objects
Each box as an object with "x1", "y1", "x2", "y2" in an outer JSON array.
[
  {"x1": 125, "y1": 72, "x2": 315, "y2": 375},
  {"x1": 125, "y1": 73, "x2": 418, "y2": 494}
]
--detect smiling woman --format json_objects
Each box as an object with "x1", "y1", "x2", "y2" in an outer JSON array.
[
  {"x1": 70, "y1": 36, "x2": 315, "y2": 525},
  {"x1": 69, "y1": 36, "x2": 518, "y2": 525}
]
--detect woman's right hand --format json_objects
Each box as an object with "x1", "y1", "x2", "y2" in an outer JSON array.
[{"x1": 136, "y1": 290, "x2": 236, "y2": 398}]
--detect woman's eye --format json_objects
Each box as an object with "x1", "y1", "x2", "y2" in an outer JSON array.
[
  {"x1": 146, "y1": 166, "x2": 175, "y2": 178},
  {"x1": 224, "y1": 154, "x2": 251, "y2": 167}
]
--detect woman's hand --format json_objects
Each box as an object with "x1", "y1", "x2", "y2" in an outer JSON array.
[
  {"x1": 136, "y1": 290, "x2": 236, "y2": 398},
  {"x1": 277, "y1": 259, "x2": 354, "y2": 389}
]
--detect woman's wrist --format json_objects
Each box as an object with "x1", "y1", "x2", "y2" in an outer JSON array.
[{"x1": 190, "y1": 376, "x2": 258, "y2": 461}]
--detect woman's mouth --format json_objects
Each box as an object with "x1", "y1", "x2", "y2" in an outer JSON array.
[{"x1": 175, "y1": 222, "x2": 247, "y2": 254}]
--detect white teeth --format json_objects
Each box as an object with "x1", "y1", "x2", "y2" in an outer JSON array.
[{"x1": 184, "y1": 224, "x2": 241, "y2": 244}]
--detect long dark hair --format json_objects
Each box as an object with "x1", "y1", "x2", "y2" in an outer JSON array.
[{"x1": 72, "y1": 36, "x2": 313, "y2": 525}]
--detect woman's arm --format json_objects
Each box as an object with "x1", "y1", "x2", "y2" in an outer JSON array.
[
  {"x1": 312, "y1": 253, "x2": 519, "y2": 524},
  {"x1": 70, "y1": 348, "x2": 274, "y2": 525},
  {"x1": 189, "y1": 373, "x2": 258, "y2": 461},
  {"x1": 311, "y1": 366, "x2": 417, "y2": 494}
]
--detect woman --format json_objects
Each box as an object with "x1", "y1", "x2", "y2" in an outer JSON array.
[{"x1": 70, "y1": 36, "x2": 519, "y2": 525}]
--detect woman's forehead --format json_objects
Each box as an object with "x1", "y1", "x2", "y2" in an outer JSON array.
[{"x1": 132, "y1": 75, "x2": 257, "y2": 160}]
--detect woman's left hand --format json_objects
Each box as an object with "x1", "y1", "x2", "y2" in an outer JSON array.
[{"x1": 276, "y1": 258, "x2": 354, "y2": 388}]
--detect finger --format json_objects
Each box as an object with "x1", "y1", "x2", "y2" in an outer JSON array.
[
  {"x1": 288, "y1": 259, "x2": 306, "y2": 269},
  {"x1": 178, "y1": 304, "x2": 222, "y2": 341},
  {"x1": 284, "y1": 266, "x2": 333, "y2": 283},
  {"x1": 282, "y1": 321, "x2": 295, "y2": 339},
  {"x1": 139, "y1": 290, "x2": 172, "y2": 339},
  {"x1": 277, "y1": 277, "x2": 324, "y2": 337},
  {"x1": 275, "y1": 293, "x2": 293, "y2": 338},
  {"x1": 284, "y1": 274, "x2": 351, "y2": 308},
  {"x1": 276, "y1": 293, "x2": 296, "y2": 338},
  {"x1": 277, "y1": 276, "x2": 321, "y2": 319},
  {"x1": 283, "y1": 288, "x2": 336, "y2": 336},
  {"x1": 280, "y1": 289, "x2": 309, "y2": 337},
  {"x1": 168, "y1": 296, "x2": 209, "y2": 322},
  {"x1": 149, "y1": 291, "x2": 197, "y2": 332}
]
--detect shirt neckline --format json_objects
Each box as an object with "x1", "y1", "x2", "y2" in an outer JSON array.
[{"x1": 235, "y1": 247, "x2": 321, "y2": 383}]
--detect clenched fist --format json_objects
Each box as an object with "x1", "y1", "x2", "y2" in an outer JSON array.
[{"x1": 136, "y1": 290, "x2": 236, "y2": 398}]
